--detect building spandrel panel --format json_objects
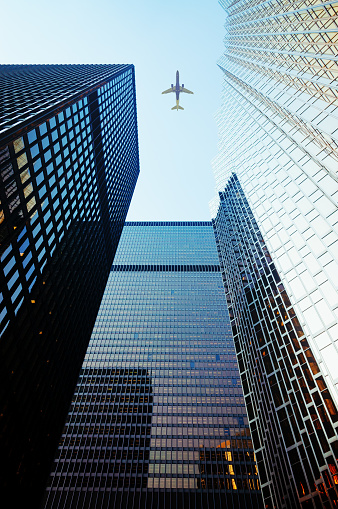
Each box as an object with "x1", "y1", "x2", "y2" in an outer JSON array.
[
  {"x1": 43, "y1": 223, "x2": 263, "y2": 509},
  {"x1": 0, "y1": 64, "x2": 139, "y2": 506}
]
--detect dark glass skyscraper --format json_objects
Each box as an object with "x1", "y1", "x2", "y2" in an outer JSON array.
[
  {"x1": 43, "y1": 222, "x2": 263, "y2": 509},
  {"x1": 0, "y1": 64, "x2": 139, "y2": 504}
]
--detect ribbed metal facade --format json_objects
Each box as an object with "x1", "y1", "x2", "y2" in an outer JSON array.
[{"x1": 0, "y1": 64, "x2": 139, "y2": 505}]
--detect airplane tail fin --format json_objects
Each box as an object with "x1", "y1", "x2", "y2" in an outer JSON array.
[{"x1": 171, "y1": 105, "x2": 184, "y2": 110}]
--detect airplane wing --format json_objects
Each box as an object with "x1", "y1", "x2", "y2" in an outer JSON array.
[
  {"x1": 162, "y1": 88, "x2": 175, "y2": 94},
  {"x1": 180, "y1": 87, "x2": 194, "y2": 94}
]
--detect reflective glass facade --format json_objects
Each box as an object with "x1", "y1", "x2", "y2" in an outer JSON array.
[
  {"x1": 214, "y1": 176, "x2": 338, "y2": 508},
  {"x1": 0, "y1": 64, "x2": 139, "y2": 504},
  {"x1": 213, "y1": 0, "x2": 338, "y2": 404},
  {"x1": 43, "y1": 222, "x2": 263, "y2": 509},
  {"x1": 212, "y1": 3, "x2": 338, "y2": 507}
]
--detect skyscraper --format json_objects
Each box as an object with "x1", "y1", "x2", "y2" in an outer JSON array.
[
  {"x1": 43, "y1": 222, "x2": 263, "y2": 509},
  {"x1": 0, "y1": 64, "x2": 139, "y2": 504},
  {"x1": 212, "y1": 2, "x2": 338, "y2": 508}
]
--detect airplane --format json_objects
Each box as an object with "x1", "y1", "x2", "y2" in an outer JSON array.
[{"x1": 162, "y1": 70, "x2": 193, "y2": 111}]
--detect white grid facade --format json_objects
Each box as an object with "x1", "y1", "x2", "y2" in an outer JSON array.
[{"x1": 212, "y1": 0, "x2": 338, "y2": 408}]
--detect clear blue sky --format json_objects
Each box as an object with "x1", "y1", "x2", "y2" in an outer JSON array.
[{"x1": 1, "y1": 0, "x2": 225, "y2": 220}]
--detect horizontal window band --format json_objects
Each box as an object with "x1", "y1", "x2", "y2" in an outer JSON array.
[
  {"x1": 111, "y1": 264, "x2": 220, "y2": 272},
  {"x1": 125, "y1": 221, "x2": 212, "y2": 227}
]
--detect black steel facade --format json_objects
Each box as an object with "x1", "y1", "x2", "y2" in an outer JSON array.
[
  {"x1": 43, "y1": 222, "x2": 263, "y2": 509},
  {"x1": 0, "y1": 64, "x2": 139, "y2": 504},
  {"x1": 213, "y1": 175, "x2": 338, "y2": 509}
]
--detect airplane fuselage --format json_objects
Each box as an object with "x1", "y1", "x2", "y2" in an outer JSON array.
[{"x1": 175, "y1": 70, "x2": 180, "y2": 100}]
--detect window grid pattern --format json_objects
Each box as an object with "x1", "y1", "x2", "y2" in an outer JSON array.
[
  {"x1": 211, "y1": 4, "x2": 338, "y2": 506},
  {"x1": 213, "y1": 174, "x2": 338, "y2": 509},
  {"x1": 0, "y1": 67, "x2": 137, "y2": 338},
  {"x1": 0, "y1": 64, "x2": 129, "y2": 140},
  {"x1": 0, "y1": 64, "x2": 139, "y2": 505},
  {"x1": 113, "y1": 223, "x2": 220, "y2": 266},
  {"x1": 0, "y1": 96, "x2": 98, "y2": 331},
  {"x1": 43, "y1": 223, "x2": 263, "y2": 509},
  {"x1": 212, "y1": 1, "x2": 338, "y2": 410}
]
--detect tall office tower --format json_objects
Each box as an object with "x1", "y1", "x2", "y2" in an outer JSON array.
[
  {"x1": 0, "y1": 64, "x2": 139, "y2": 504},
  {"x1": 43, "y1": 222, "x2": 263, "y2": 509},
  {"x1": 211, "y1": 1, "x2": 338, "y2": 508}
]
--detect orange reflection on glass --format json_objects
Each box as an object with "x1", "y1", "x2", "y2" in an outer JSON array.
[
  {"x1": 224, "y1": 451, "x2": 232, "y2": 461},
  {"x1": 216, "y1": 440, "x2": 231, "y2": 449},
  {"x1": 328, "y1": 463, "x2": 338, "y2": 485}
]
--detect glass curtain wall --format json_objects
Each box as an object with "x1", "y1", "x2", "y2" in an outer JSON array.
[{"x1": 43, "y1": 222, "x2": 263, "y2": 509}]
